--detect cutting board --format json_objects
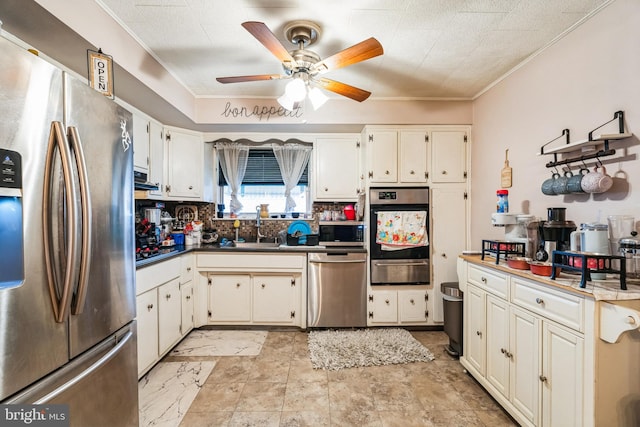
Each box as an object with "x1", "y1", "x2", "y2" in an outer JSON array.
[{"x1": 501, "y1": 149, "x2": 512, "y2": 188}]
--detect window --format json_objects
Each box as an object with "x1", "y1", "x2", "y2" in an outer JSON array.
[{"x1": 218, "y1": 148, "x2": 309, "y2": 214}]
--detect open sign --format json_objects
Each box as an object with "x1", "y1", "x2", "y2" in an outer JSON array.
[{"x1": 87, "y1": 49, "x2": 114, "y2": 98}]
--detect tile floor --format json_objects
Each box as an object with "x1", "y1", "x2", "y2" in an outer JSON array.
[{"x1": 140, "y1": 329, "x2": 518, "y2": 427}]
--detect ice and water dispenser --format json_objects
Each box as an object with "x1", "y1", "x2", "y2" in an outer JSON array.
[{"x1": 0, "y1": 149, "x2": 24, "y2": 289}]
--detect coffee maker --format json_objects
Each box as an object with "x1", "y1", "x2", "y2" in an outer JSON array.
[{"x1": 537, "y1": 207, "x2": 576, "y2": 261}]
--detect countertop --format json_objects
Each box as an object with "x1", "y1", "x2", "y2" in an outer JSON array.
[
  {"x1": 136, "y1": 243, "x2": 367, "y2": 269},
  {"x1": 460, "y1": 254, "x2": 640, "y2": 301}
]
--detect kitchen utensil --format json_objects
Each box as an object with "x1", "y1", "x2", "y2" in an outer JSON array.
[
  {"x1": 608, "y1": 215, "x2": 635, "y2": 254},
  {"x1": 507, "y1": 256, "x2": 531, "y2": 270},
  {"x1": 501, "y1": 149, "x2": 512, "y2": 188},
  {"x1": 567, "y1": 167, "x2": 588, "y2": 193},
  {"x1": 581, "y1": 165, "x2": 613, "y2": 193},
  {"x1": 541, "y1": 173, "x2": 559, "y2": 195},
  {"x1": 144, "y1": 207, "x2": 161, "y2": 226},
  {"x1": 552, "y1": 170, "x2": 572, "y2": 195},
  {"x1": 529, "y1": 261, "x2": 560, "y2": 277},
  {"x1": 343, "y1": 204, "x2": 356, "y2": 220},
  {"x1": 619, "y1": 231, "x2": 640, "y2": 279}
]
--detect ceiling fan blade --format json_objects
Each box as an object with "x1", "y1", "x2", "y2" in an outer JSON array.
[
  {"x1": 315, "y1": 78, "x2": 371, "y2": 102},
  {"x1": 216, "y1": 74, "x2": 284, "y2": 84},
  {"x1": 311, "y1": 37, "x2": 383, "y2": 74},
  {"x1": 242, "y1": 21, "x2": 296, "y2": 65}
]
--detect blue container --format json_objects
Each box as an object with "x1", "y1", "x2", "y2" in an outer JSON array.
[{"x1": 171, "y1": 233, "x2": 185, "y2": 245}]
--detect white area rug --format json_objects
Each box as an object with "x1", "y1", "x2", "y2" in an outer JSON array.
[
  {"x1": 308, "y1": 328, "x2": 435, "y2": 370},
  {"x1": 170, "y1": 330, "x2": 267, "y2": 356}
]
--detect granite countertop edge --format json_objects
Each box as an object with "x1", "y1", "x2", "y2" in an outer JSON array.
[
  {"x1": 460, "y1": 254, "x2": 640, "y2": 302},
  {"x1": 136, "y1": 244, "x2": 367, "y2": 269}
]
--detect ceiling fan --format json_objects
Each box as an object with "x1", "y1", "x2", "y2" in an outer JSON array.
[{"x1": 216, "y1": 21, "x2": 383, "y2": 105}]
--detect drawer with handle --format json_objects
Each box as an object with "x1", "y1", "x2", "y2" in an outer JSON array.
[
  {"x1": 511, "y1": 277, "x2": 584, "y2": 332},
  {"x1": 467, "y1": 264, "x2": 509, "y2": 298}
]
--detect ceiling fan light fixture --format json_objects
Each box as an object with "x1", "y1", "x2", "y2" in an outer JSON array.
[
  {"x1": 277, "y1": 93, "x2": 296, "y2": 111},
  {"x1": 284, "y1": 77, "x2": 307, "y2": 102},
  {"x1": 308, "y1": 86, "x2": 328, "y2": 110}
]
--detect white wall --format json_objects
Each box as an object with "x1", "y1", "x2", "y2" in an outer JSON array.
[{"x1": 471, "y1": 0, "x2": 640, "y2": 248}]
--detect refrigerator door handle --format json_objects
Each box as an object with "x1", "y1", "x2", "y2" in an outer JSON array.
[
  {"x1": 67, "y1": 126, "x2": 93, "y2": 316},
  {"x1": 33, "y1": 330, "x2": 133, "y2": 404},
  {"x1": 43, "y1": 121, "x2": 81, "y2": 323}
]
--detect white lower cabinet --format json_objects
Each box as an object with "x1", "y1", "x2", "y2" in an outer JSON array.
[
  {"x1": 181, "y1": 282, "x2": 194, "y2": 334},
  {"x1": 461, "y1": 262, "x2": 584, "y2": 427},
  {"x1": 135, "y1": 254, "x2": 194, "y2": 378},
  {"x1": 368, "y1": 287, "x2": 430, "y2": 325},
  {"x1": 158, "y1": 278, "x2": 182, "y2": 353},
  {"x1": 200, "y1": 253, "x2": 306, "y2": 327},
  {"x1": 208, "y1": 275, "x2": 251, "y2": 322},
  {"x1": 207, "y1": 273, "x2": 300, "y2": 325},
  {"x1": 542, "y1": 322, "x2": 583, "y2": 427},
  {"x1": 136, "y1": 289, "x2": 159, "y2": 377},
  {"x1": 252, "y1": 275, "x2": 298, "y2": 323}
]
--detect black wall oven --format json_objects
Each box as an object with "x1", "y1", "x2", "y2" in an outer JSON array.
[{"x1": 369, "y1": 187, "x2": 429, "y2": 285}]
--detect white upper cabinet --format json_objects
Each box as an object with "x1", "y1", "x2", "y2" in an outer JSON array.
[
  {"x1": 313, "y1": 137, "x2": 361, "y2": 200},
  {"x1": 399, "y1": 131, "x2": 429, "y2": 183},
  {"x1": 364, "y1": 130, "x2": 398, "y2": 183},
  {"x1": 132, "y1": 112, "x2": 149, "y2": 173},
  {"x1": 147, "y1": 120, "x2": 165, "y2": 198},
  {"x1": 430, "y1": 129, "x2": 468, "y2": 183},
  {"x1": 165, "y1": 127, "x2": 213, "y2": 202}
]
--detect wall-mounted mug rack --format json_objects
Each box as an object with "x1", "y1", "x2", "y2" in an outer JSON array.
[{"x1": 538, "y1": 111, "x2": 633, "y2": 168}]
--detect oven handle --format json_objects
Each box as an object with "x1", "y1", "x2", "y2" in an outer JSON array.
[{"x1": 373, "y1": 261, "x2": 429, "y2": 267}]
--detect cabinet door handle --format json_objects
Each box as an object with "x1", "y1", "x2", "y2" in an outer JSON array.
[
  {"x1": 236, "y1": 283, "x2": 241, "y2": 288},
  {"x1": 501, "y1": 348, "x2": 506, "y2": 354},
  {"x1": 188, "y1": 185, "x2": 193, "y2": 190},
  {"x1": 147, "y1": 304, "x2": 154, "y2": 311},
  {"x1": 261, "y1": 283, "x2": 266, "y2": 288},
  {"x1": 535, "y1": 297, "x2": 544, "y2": 304},
  {"x1": 481, "y1": 277, "x2": 487, "y2": 283},
  {"x1": 539, "y1": 375, "x2": 548, "y2": 383},
  {"x1": 441, "y1": 253, "x2": 447, "y2": 258},
  {"x1": 385, "y1": 170, "x2": 390, "y2": 175},
  {"x1": 165, "y1": 294, "x2": 171, "y2": 300},
  {"x1": 441, "y1": 170, "x2": 447, "y2": 175},
  {"x1": 410, "y1": 299, "x2": 415, "y2": 304},
  {"x1": 410, "y1": 170, "x2": 415, "y2": 175},
  {"x1": 324, "y1": 187, "x2": 328, "y2": 192},
  {"x1": 476, "y1": 331, "x2": 482, "y2": 337},
  {"x1": 186, "y1": 267, "x2": 191, "y2": 272},
  {"x1": 385, "y1": 299, "x2": 390, "y2": 304}
]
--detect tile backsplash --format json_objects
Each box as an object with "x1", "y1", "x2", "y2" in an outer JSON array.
[{"x1": 135, "y1": 200, "x2": 360, "y2": 242}]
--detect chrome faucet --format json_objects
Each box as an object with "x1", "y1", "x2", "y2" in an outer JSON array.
[{"x1": 255, "y1": 206, "x2": 266, "y2": 243}]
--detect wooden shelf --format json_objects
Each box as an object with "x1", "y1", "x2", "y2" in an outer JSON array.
[{"x1": 539, "y1": 132, "x2": 633, "y2": 155}]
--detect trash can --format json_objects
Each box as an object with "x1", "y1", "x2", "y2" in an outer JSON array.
[{"x1": 441, "y1": 282, "x2": 463, "y2": 357}]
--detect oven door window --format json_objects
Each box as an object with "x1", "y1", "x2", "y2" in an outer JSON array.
[{"x1": 369, "y1": 206, "x2": 429, "y2": 260}]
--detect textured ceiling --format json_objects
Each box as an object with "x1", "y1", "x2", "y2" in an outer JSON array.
[{"x1": 97, "y1": 0, "x2": 608, "y2": 101}]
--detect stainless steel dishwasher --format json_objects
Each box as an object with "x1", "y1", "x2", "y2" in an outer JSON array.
[{"x1": 307, "y1": 251, "x2": 367, "y2": 327}]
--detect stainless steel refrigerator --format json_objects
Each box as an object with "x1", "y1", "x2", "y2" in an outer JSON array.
[{"x1": 0, "y1": 35, "x2": 138, "y2": 426}]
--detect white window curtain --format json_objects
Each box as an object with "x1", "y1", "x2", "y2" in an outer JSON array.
[
  {"x1": 272, "y1": 144, "x2": 312, "y2": 212},
  {"x1": 216, "y1": 142, "x2": 249, "y2": 214}
]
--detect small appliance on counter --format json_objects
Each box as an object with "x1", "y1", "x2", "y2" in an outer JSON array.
[
  {"x1": 536, "y1": 207, "x2": 576, "y2": 261},
  {"x1": 489, "y1": 213, "x2": 540, "y2": 259}
]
